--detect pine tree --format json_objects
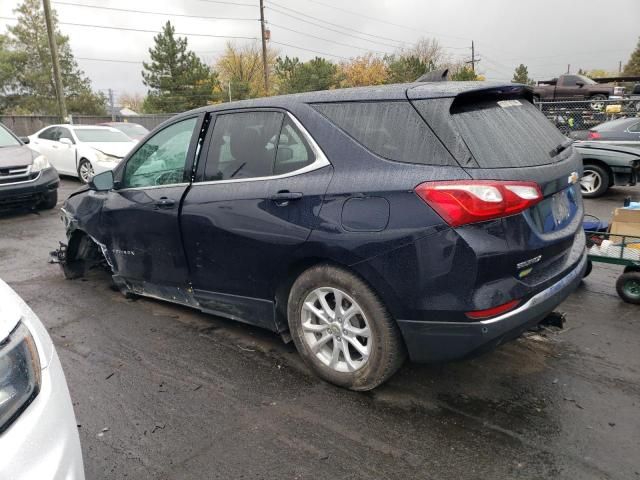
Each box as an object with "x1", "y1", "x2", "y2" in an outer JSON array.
[
  {"x1": 623, "y1": 37, "x2": 640, "y2": 75},
  {"x1": 142, "y1": 21, "x2": 218, "y2": 113},
  {"x1": 0, "y1": 0, "x2": 105, "y2": 114},
  {"x1": 512, "y1": 64, "x2": 534, "y2": 85}
]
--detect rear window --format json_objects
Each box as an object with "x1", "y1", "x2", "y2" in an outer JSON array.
[
  {"x1": 312, "y1": 101, "x2": 455, "y2": 166},
  {"x1": 414, "y1": 97, "x2": 566, "y2": 169}
]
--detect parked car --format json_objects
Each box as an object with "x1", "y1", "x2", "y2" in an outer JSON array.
[
  {"x1": 53, "y1": 83, "x2": 586, "y2": 390},
  {"x1": 0, "y1": 123, "x2": 59, "y2": 211},
  {"x1": 28, "y1": 125, "x2": 137, "y2": 184},
  {"x1": 0, "y1": 279, "x2": 84, "y2": 479},
  {"x1": 533, "y1": 74, "x2": 624, "y2": 109},
  {"x1": 574, "y1": 140, "x2": 640, "y2": 197},
  {"x1": 585, "y1": 117, "x2": 640, "y2": 150},
  {"x1": 98, "y1": 122, "x2": 149, "y2": 141}
]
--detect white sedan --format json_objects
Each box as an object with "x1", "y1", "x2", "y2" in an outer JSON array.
[
  {"x1": 0, "y1": 279, "x2": 84, "y2": 479},
  {"x1": 28, "y1": 125, "x2": 137, "y2": 184}
]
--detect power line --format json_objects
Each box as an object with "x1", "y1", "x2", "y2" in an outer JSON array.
[
  {"x1": 77, "y1": 57, "x2": 143, "y2": 64},
  {"x1": 196, "y1": 0, "x2": 255, "y2": 6},
  {"x1": 270, "y1": 40, "x2": 349, "y2": 60},
  {"x1": 268, "y1": 22, "x2": 391, "y2": 55},
  {"x1": 299, "y1": 0, "x2": 472, "y2": 42},
  {"x1": 60, "y1": 21, "x2": 257, "y2": 39},
  {"x1": 266, "y1": 1, "x2": 406, "y2": 47},
  {"x1": 52, "y1": 1, "x2": 259, "y2": 21}
]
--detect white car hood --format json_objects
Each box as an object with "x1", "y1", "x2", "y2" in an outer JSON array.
[
  {"x1": 85, "y1": 141, "x2": 136, "y2": 158},
  {"x1": 0, "y1": 279, "x2": 54, "y2": 369}
]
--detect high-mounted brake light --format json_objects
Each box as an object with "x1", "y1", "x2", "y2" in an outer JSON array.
[
  {"x1": 587, "y1": 131, "x2": 601, "y2": 140},
  {"x1": 414, "y1": 180, "x2": 543, "y2": 227},
  {"x1": 465, "y1": 299, "x2": 520, "y2": 320}
]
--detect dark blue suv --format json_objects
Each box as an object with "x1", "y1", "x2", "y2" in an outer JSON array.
[{"x1": 57, "y1": 82, "x2": 586, "y2": 390}]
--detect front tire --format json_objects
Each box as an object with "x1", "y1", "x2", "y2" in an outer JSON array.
[
  {"x1": 589, "y1": 94, "x2": 607, "y2": 111},
  {"x1": 77, "y1": 158, "x2": 94, "y2": 184},
  {"x1": 580, "y1": 163, "x2": 610, "y2": 198},
  {"x1": 287, "y1": 264, "x2": 406, "y2": 391}
]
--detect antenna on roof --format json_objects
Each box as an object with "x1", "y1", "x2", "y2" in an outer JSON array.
[{"x1": 416, "y1": 69, "x2": 449, "y2": 82}]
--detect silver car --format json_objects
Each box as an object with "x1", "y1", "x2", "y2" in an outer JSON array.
[{"x1": 0, "y1": 279, "x2": 84, "y2": 479}]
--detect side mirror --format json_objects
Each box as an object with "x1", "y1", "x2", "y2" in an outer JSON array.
[
  {"x1": 576, "y1": 81, "x2": 584, "y2": 88},
  {"x1": 89, "y1": 170, "x2": 114, "y2": 191},
  {"x1": 59, "y1": 138, "x2": 73, "y2": 146},
  {"x1": 19, "y1": 136, "x2": 30, "y2": 144}
]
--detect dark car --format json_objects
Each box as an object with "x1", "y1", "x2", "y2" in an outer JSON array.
[
  {"x1": 54, "y1": 82, "x2": 586, "y2": 390},
  {"x1": 0, "y1": 123, "x2": 59, "y2": 211},
  {"x1": 533, "y1": 74, "x2": 624, "y2": 109},
  {"x1": 98, "y1": 122, "x2": 149, "y2": 140},
  {"x1": 586, "y1": 117, "x2": 640, "y2": 149},
  {"x1": 574, "y1": 140, "x2": 640, "y2": 197}
]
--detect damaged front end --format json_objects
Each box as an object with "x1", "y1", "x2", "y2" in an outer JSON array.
[{"x1": 50, "y1": 204, "x2": 111, "y2": 280}]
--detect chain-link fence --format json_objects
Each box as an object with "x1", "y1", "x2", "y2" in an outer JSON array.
[
  {"x1": 533, "y1": 98, "x2": 640, "y2": 139},
  {"x1": 0, "y1": 114, "x2": 174, "y2": 137}
]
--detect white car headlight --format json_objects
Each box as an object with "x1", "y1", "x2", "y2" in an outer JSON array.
[
  {"x1": 31, "y1": 155, "x2": 50, "y2": 172},
  {"x1": 94, "y1": 150, "x2": 121, "y2": 163},
  {"x1": 0, "y1": 322, "x2": 41, "y2": 433}
]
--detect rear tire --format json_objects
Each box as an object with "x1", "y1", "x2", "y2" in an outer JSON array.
[
  {"x1": 287, "y1": 264, "x2": 406, "y2": 391},
  {"x1": 583, "y1": 259, "x2": 593, "y2": 278},
  {"x1": 580, "y1": 163, "x2": 610, "y2": 198},
  {"x1": 616, "y1": 272, "x2": 640, "y2": 304},
  {"x1": 39, "y1": 190, "x2": 58, "y2": 210}
]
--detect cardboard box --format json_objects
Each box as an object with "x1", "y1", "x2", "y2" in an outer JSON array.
[{"x1": 612, "y1": 208, "x2": 640, "y2": 224}]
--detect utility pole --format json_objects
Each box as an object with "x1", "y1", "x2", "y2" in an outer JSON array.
[
  {"x1": 619, "y1": 60, "x2": 622, "y2": 74},
  {"x1": 259, "y1": 0, "x2": 269, "y2": 94},
  {"x1": 108, "y1": 88, "x2": 116, "y2": 121},
  {"x1": 471, "y1": 40, "x2": 475, "y2": 73},
  {"x1": 465, "y1": 40, "x2": 480, "y2": 73},
  {"x1": 566, "y1": 64, "x2": 570, "y2": 74},
  {"x1": 42, "y1": 0, "x2": 67, "y2": 122}
]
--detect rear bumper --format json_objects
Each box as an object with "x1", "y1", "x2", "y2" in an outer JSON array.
[
  {"x1": 0, "y1": 167, "x2": 59, "y2": 209},
  {"x1": 397, "y1": 252, "x2": 587, "y2": 363}
]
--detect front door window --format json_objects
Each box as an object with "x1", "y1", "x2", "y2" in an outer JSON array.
[{"x1": 122, "y1": 117, "x2": 197, "y2": 188}]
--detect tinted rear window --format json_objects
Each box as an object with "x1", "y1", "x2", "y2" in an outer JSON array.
[
  {"x1": 415, "y1": 97, "x2": 566, "y2": 169},
  {"x1": 312, "y1": 101, "x2": 455, "y2": 166}
]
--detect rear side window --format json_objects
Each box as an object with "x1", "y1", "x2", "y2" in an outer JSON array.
[
  {"x1": 204, "y1": 112, "x2": 284, "y2": 181},
  {"x1": 312, "y1": 101, "x2": 455, "y2": 166},
  {"x1": 414, "y1": 98, "x2": 566, "y2": 169},
  {"x1": 39, "y1": 127, "x2": 59, "y2": 141}
]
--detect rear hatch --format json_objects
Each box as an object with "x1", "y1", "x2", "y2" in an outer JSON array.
[{"x1": 409, "y1": 84, "x2": 584, "y2": 292}]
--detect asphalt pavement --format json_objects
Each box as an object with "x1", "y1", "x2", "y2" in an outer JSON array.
[{"x1": 0, "y1": 178, "x2": 638, "y2": 479}]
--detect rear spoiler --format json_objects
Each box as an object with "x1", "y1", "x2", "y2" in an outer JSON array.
[
  {"x1": 416, "y1": 69, "x2": 449, "y2": 82},
  {"x1": 449, "y1": 85, "x2": 534, "y2": 113}
]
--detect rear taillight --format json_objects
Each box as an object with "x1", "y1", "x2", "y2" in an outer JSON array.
[
  {"x1": 414, "y1": 180, "x2": 542, "y2": 227},
  {"x1": 587, "y1": 131, "x2": 601, "y2": 140},
  {"x1": 465, "y1": 299, "x2": 520, "y2": 320}
]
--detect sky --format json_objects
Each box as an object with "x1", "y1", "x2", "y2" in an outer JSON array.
[{"x1": 1, "y1": 0, "x2": 639, "y2": 102}]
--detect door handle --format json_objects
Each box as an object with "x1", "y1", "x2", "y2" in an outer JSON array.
[
  {"x1": 270, "y1": 191, "x2": 303, "y2": 206},
  {"x1": 154, "y1": 197, "x2": 176, "y2": 209}
]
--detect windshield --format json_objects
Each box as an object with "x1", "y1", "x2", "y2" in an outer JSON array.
[
  {"x1": 114, "y1": 124, "x2": 148, "y2": 136},
  {"x1": 75, "y1": 128, "x2": 131, "y2": 143},
  {"x1": 0, "y1": 124, "x2": 21, "y2": 147},
  {"x1": 577, "y1": 75, "x2": 597, "y2": 85}
]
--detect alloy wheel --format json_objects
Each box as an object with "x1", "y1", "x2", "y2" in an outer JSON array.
[
  {"x1": 580, "y1": 169, "x2": 601, "y2": 195},
  {"x1": 623, "y1": 279, "x2": 640, "y2": 300},
  {"x1": 300, "y1": 287, "x2": 371, "y2": 373},
  {"x1": 79, "y1": 161, "x2": 94, "y2": 183}
]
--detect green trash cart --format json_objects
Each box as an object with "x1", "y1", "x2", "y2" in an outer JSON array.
[{"x1": 585, "y1": 231, "x2": 640, "y2": 304}]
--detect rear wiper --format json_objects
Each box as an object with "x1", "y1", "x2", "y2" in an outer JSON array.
[{"x1": 549, "y1": 138, "x2": 573, "y2": 158}]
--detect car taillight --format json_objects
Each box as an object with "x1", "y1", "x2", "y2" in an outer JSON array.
[
  {"x1": 587, "y1": 131, "x2": 601, "y2": 139},
  {"x1": 465, "y1": 299, "x2": 520, "y2": 320},
  {"x1": 414, "y1": 180, "x2": 543, "y2": 227}
]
